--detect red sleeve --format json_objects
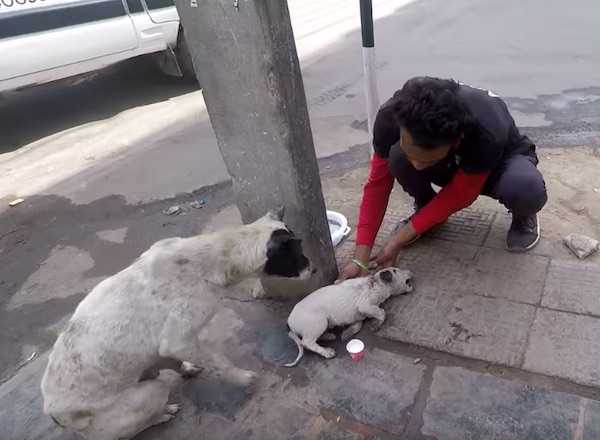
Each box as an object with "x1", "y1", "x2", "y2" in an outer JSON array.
[
  {"x1": 410, "y1": 169, "x2": 490, "y2": 235},
  {"x1": 356, "y1": 153, "x2": 394, "y2": 246}
]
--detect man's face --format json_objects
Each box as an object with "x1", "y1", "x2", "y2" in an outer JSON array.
[{"x1": 399, "y1": 128, "x2": 457, "y2": 171}]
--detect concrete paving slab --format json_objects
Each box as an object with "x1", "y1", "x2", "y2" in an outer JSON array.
[
  {"x1": 136, "y1": 371, "x2": 352, "y2": 440},
  {"x1": 296, "y1": 348, "x2": 425, "y2": 436},
  {"x1": 380, "y1": 290, "x2": 536, "y2": 367},
  {"x1": 225, "y1": 387, "x2": 364, "y2": 440},
  {"x1": 396, "y1": 239, "x2": 479, "y2": 292},
  {"x1": 233, "y1": 404, "x2": 362, "y2": 440},
  {"x1": 541, "y1": 259, "x2": 600, "y2": 316},
  {"x1": 464, "y1": 248, "x2": 549, "y2": 305},
  {"x1": 524, "y1": 309, "x2": 600, "y2": 387},
  {"x1": 429, "y1": 207, "x2": 496, "y2": 246},
  {"x1": 422, "y1": 367, "x2": 582, "y2": 440}
]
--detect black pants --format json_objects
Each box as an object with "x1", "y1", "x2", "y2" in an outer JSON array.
[{"x1": 388, "y1": 146, "x2": 547, "y2": 217}]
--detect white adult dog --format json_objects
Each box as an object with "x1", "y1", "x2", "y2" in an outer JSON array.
[
  {"x1": 285, "y1": 267, "x2": 413, "y2": 367},
  {"x1": 41, "y1": 209, "x2": 313, "y2": 440}
]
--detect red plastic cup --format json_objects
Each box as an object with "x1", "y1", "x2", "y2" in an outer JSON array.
[{"x1": 346, "y1": 339, "x2": 365, "y2": 361}]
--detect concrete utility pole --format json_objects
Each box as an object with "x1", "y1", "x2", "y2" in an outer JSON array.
[{"x1": 174, "y1": 0, "x2": 338, "y2": 293}]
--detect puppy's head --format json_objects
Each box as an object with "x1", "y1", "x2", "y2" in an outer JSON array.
[
  {"x1": 375, "y1": 267, "x2": 413, "y2": 294},
  {"x1": 251, "y1": 208, "x2": 313, "y2": 280}
]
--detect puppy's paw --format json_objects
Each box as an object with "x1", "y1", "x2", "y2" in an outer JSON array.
[
  {"x1": 180, "y1": 361, "x2": 203, "y2": 378},
  {"x1": 322, "y1": 348, "x2": 336, "y2": 359}
]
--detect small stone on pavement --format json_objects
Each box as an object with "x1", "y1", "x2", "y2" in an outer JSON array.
[
  {"x1": 563, "y1": 233, "x2": 599, "y2": 259},
  {"x1": 163, "y1": 205, "x2": 183, "y2": 216}
]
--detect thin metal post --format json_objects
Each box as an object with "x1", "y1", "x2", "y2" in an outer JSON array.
[{"x1": 360, "y1": 0, "x2": 380, "y2": 138}]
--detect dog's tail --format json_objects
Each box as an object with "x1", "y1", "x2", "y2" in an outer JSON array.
[{"x1": 284, "y1": 331, "x2": 304, "y2": 367}]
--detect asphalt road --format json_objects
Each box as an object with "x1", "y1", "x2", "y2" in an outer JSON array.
[{"x1": 2, "y1": 0, "x2": 600, "y2": 206}]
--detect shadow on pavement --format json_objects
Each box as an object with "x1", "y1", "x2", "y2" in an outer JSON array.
[
  {"x1": 0, "y1": 56, "x2": 198, "y2": 154},
  {"x1": 0, "y1": 182, "x2": 232, "y2": 381}
]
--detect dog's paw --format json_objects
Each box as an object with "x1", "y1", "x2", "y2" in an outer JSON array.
[
  {"x1": 237, "y1": 369, "x2": 258, "y2": 387},
  {"x1": 224, "y1": 368, "x2": 258, "y2": 389},
  {"x1": 180, "y1": 361, "x2": 203, "y2": 378},
  {"x1": 152, "y1": 404, "x2": 180, "y2": 426},
  {"x1": 322, "y1": 348, "x2": 336, "y2": 359},
  {"x1": 241, "y1": 279, "x2": 265, "y2": 298},
  {"x1": 367, "y1": 320, "x2": 384, "y2": 332},
  {"x1": 251, "y1": 289, "x2": 266, "y2": 299},
  {"x1": 165, "y1": 404, "x2": 181, "y2": 415},
  {"x1": 153, "y1": 414, "x2": 176, "y2": 426}
]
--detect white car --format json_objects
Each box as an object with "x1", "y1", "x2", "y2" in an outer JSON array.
[{"x1": 0, "y1": 0, "x2": 194, "y2": 92}]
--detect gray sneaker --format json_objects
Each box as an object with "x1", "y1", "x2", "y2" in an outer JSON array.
[{"x1": 507, "y1": 214, "x2": 540, "y2": 252}]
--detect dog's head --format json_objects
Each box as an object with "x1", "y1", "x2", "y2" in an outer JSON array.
[
  {"x1": 374, "y1": 267, "x2": 413, "y2": 295},
  {"x1": 250, "y1": 208, "x2": 313, "y2": 280}
]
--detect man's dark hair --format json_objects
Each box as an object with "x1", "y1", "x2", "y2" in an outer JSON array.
[{"x1": 393, "y1": 77, "x2": 471, "y2": 149}]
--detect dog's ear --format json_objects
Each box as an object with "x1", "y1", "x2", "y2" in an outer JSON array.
[
  {"x1": 379, "y1": 269, "x2": 394, "y2": 284},
  {"x1": 267, "y1": 229, "x2": 292, "y2": 257},
  {"x1": 268, "y1": 206, "x2": 285, "y2": 221}
]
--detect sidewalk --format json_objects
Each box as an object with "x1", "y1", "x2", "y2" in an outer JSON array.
[{"x1": 1, "y1": 147, "x2": 600, "y2": 440}]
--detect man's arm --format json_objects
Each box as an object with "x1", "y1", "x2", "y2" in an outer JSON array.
[
  {"x1": 338, "y1": 153, "x2": 394, "y2": 279},
  {"x1": 356, "y1": 153, "x2": 395, "y2": 246},
  {"x1": 374, "y1": 169, "x2": 490, "y2": 267},
  {"x1": 410, "y1": 169, "x2": 490, "y2": 234}
]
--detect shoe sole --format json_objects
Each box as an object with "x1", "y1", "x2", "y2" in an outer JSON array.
[{"x1": 507, "y1": 215, "x2": 541, "y2": 253}]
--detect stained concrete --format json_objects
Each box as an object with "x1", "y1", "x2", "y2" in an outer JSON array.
[
  {"x1": 2, "y1": 147, "x2": 600, "y2": 439},
  {"x1": 524, "y1": 309, "x2": 600, "y2": 388},
  {"x1": 380, "y1": 289, "x2": 536, "y2": 367},
  {"x1": 541, "y1": 260, "x2": 600, "y2": 316},
  {"x1": 422, "y1": 367, "x2": 581, "y2": 440},
  {"x1": 2, "y1": 0, "x2": 600, "y2": 434}
]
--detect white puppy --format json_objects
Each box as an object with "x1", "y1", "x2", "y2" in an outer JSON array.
[
  {"x1": 285, "y1": 267, "x2": 413, "y2": 367},
  {"x1": 41, "y1": 209, "x2": 312, "y2": 440}
]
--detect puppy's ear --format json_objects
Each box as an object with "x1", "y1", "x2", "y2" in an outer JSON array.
[
  {"x1": 379, "y1": 269, "x2": 393, "y2": 284},
  {"x1": 268, "y1": 206, "x2": 285, "y2": 221}
]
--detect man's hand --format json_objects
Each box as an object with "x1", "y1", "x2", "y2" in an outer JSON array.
[
  {"x1": 337, "y1": 262, "x2": 365, "y2": 282},
  {"x1": 372, "y1": 242, "x2": 401, "y2": 268},
  {"x1": 337, "y1": 245, "x2": 372, "y2": 282},
  {"x1": 372, "y1": 220, "x2": 419, "y2": 269}
]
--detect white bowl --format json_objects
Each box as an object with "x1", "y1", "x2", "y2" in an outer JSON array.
[{"x1": 327, "y1": 210, "x2": 351, "y2": 247}]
